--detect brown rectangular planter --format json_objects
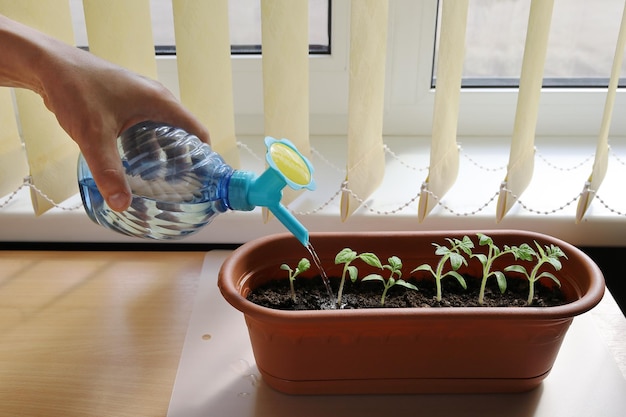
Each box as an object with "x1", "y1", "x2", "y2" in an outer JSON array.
[{"x1": 217, "y1": 230, "x2": 605, "y2": 395}]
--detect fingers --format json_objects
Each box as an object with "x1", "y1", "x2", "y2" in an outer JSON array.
[{"x1": 81, "y1": 138, "x2": 132, "y2": 212}]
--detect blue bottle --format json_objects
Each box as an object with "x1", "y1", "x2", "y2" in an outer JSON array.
[{"x1": 77, "y1": 121, "x2": 316, "y2": 246}]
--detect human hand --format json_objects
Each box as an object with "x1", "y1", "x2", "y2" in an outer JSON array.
[
  {"x1": 38, "y1": 43, "x2": 210, "y2": 212},
  {"x1": 0, "y1": 14, "x2": 209, "y2": 212}
]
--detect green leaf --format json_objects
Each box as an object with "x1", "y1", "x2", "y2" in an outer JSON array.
[
  {"x1": 537, "y1": 271, "x2": 562, "y2": 287},
  {"x1": 297, "y1": 258, "x2": 311, "y2": 272},
  {"x1": 513, "y1": 243, "x2": 535, "y2": 261},
  {"x1": 411, "y1": 264, "x2": 434, "y2": 275},
  {"x1": 388, "y1": 256, "x2": 402, "y2": 270},
  {"x1": 545, "y1": 256, "x2": 563, "y2": 271},
  {"x1": 534, "y1": 241, "x2": 547, "y2": 258},
  {"x1": 347, "y1": 265, "x2": 358, "y2": 282},
  {"x1": 362, "y1": 274, "x2": 384, "y2": 283},
  {"x1": 335, "y1": 248, "x2": 357, "y2": 264},
  {"x1": 396, "y1": 280, "x2": 418, "y2": 291},
  {"x1": 448, "y1": 252, "x2": 466, "y2": 270},
  {"x1": 434, "y1": 244, "x2": 448, "y2": 256},
  {"x1": 359, "y1": 252, "x2": 383, "y2": 268},
  {"x1": 458, "y1": 236, "x2": 475, "y2": 254},
  {"x1": 548, "y1": 245, "x2": 567, "y2": 259},
  {"x1": 494, "y1": 271, "x2": 507, "y2": 293},
  {"x1": 473, "y1": 253, "x2": 488, "y2": 266},
  {"x1": 280, "y1": 264, "x2": 292, "y2": 272},
  {"x1": 504, "y1": 264, "x2": 529, "y2": 277},
  {"x1": 445, "y1": 270, "x2": 467, "y2": 289},
  {"x1": 477, "y1": 233, "x2": 492, "y2": 247}
]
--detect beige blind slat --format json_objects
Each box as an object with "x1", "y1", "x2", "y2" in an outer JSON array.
[
  {"x1": 0, "y1": 1, "x2": 79, "y2": 214},
  {"x1": 340, "y1": 0, "x2": 389, "y2": 221},
  {"x1": 496, "y1": 0, "x2": 554, "y2": 221},
  {"x1": 0, "y1": 88, "x2": 28, "y2": 197},
  {"x1": 261, "y1": 0, "x2": 310, "y2": 216},
  {"x1": 417, "y1": 0, "x2": 468, "y2": 222},
  {"x1": 576, "y1": 2, "x2": 626, "y2": 222},
  {"x1": 82, "y1": 0, "x2": 157, "y2": 79},
  {"x1": 172, "y1": 0, "x2": 239, "y2": 168}
]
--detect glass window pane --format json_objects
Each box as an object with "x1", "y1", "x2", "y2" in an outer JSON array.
[
  {"x1": 434, "y1": 0, "x2": 626, "y2": 88},
  {"x1": 70, "y1": 0, "x2": 330, "y2": 55}
]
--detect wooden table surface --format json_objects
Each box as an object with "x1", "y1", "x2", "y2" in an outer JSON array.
[
  {"x1": 0, "y1": 250, "x2": 624, "y2": 417},
  {"x1": 0, "y1": 251, "x2": 205, "y2": 417}
]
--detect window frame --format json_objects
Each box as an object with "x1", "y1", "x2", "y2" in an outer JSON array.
[
  {"x1": 5, "y1": 0, "x2": 626, "y2": 247},
  {"x1": 156, "y1": 0, "x2": 626, "y2": 138}
]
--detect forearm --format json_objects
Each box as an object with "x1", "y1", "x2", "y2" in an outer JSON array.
[
  {"x1": 0, "y1": 14, "x2": 54, "y2": 93},
  {"x1": 0, "y1": 13, "x2": 209, "y2": 213}
]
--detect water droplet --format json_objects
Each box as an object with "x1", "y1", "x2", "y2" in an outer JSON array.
[
  {"x1": 247, "y1": 374, "x2": 259, "y2": 386},
  {"x1": 231, "y1": 359, "x2": 253, "y2": 375}
]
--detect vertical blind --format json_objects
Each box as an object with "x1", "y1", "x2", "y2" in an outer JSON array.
[
  {"x1": 0, "y1": 0, "x2": 625, "y2": 224},
  {"x1": 496, "y1": 0, "x2": 554, "y2": 221},
  {"x1": 0, "y1": 0, "x2": 78, "y2": 215},
  {"x1": 418, "y1": 0, "x2": 468, "y2": 222}
]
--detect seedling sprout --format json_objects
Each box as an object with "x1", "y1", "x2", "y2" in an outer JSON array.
[
  {"x1": 280, "y1": 258, "x2": 311, "y2": 302},
  {"x1": 362, "y1": 255, "x2": 418, "y2": 305},
  {"x1": 473, "y1": 233, "x2": 535, "y2": 305},
  {"x1": 334, "y1": 248, "x2": 382, "y2": 308},
  {"x1": 504, "y1": 241, "x2": 567, "y2": 305},
  {"x1": 411, "y1": 236, "x2": 473, "y2": 302}
]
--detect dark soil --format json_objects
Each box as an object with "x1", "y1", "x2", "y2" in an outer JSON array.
[{"x1": 247, "y1": 275, "x2": 567, "y2": 310}]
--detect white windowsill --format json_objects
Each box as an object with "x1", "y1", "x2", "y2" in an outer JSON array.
[{"x1": 2, "y1": 134, "x2": 626, "y2": 247}]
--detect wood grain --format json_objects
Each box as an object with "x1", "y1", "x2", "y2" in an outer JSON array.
[{"x1": 0, "y1": 251, "x2": 204, "y2": 417}]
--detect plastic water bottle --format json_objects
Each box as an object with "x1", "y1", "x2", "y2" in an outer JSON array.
[{"x1": 77, "y1": 121, "x2": 316, "y2": 245}]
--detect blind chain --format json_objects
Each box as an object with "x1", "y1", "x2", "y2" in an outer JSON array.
[
  {"x1": 595, "y1": 195, "x2": 626, "y2": 217},
  {"x1": 2, "y1": 143, "x2": 626, "y2": 220},
  {"x1": 383, "y1": 144, "x2": 429, "y2": 172},
  {"x1": 459, "y1": 146, "x2": 506, "y2": 172},
  {"x1": 0, "y1": 177, "x2": 82, "y2": 211},
  {"x1": 236, "y1": 141, "x2": 265, "y2": 163},
  {"x1": 419, "y1": 187, "x2": 500, "y2": 217},
  {"x1": 310, "y1": 147, "x2": 345, "y2": 173},
  {"x1": 338, "y1": 181, "x2": 421, "y2": 216},
  {"x1": 499, "y1": 186, "x2": 580, "y2": 215},
  {"x1": 536, "y1": 147, "x2": 594, "y2": 171},
  {"x1": 610, "y1": 146, "x2": 626, "y2": 166},
  {"x1": 0, "y1": 181, "x2": 26, "y2": 210}
]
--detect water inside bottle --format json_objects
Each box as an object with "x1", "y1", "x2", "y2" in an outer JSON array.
[{"x1": 79, "y1": 162, "x2": 226, "y2": 240}]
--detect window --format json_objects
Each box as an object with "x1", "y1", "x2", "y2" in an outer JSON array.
[
  {"x1": 385, "y1": 0, "x2": 626, "y2": 137},
  {"x1": 435, "y1": 0, "x2": 626, "y2": 88},
  {"x1": 69, "y1": 0, "x2": 330, "y2": 55},
  {"x1": 3, "y1": 0, "x2": 626, "y2": 246}
]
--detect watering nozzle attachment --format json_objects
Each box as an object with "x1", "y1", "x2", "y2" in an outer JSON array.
[{"x1": 227, "y1": 137, "x2": 316, "y2": 246}]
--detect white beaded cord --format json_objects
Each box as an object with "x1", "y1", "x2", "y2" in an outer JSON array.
[{"x1": 2, "y1": 142, "x2": 626, "y2": 219}]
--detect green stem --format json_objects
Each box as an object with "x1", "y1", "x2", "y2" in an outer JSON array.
[
  {"x1": 336, "y1": 264, "x2": 348, "y2": 307},
  {"x1": 435, "y1": 255, "x2": 447, "y2": 302},
  {"x1": 478, "y1": 258, "x2": 492, "y2": 305},
  {"x1": 479, "y1": 246, "x2": 495, "y2": 305},
  {"x1": 526, "y1": 262, "x2": 542, "y2": 305},
  {"x1": 527, "y1": 279, "x2": 535, "y2": 305},
  {"x1": 289, "y1": 278, "x2": 296, "y2": 302},
  {"x1": 478, "y1": 274, "x2": 488, "y2": 305},
  {"x1": 381, "y1": 286, "x2": 389, "y2": 305}
]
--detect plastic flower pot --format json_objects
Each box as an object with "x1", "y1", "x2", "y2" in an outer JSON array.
[{"x1": 217, "y1": 230, "x2": 605, "y2": 395}]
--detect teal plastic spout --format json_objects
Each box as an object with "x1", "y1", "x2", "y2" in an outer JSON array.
[{"x1": 227, "y1": 137, "x2": 316, "y2": 246}]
